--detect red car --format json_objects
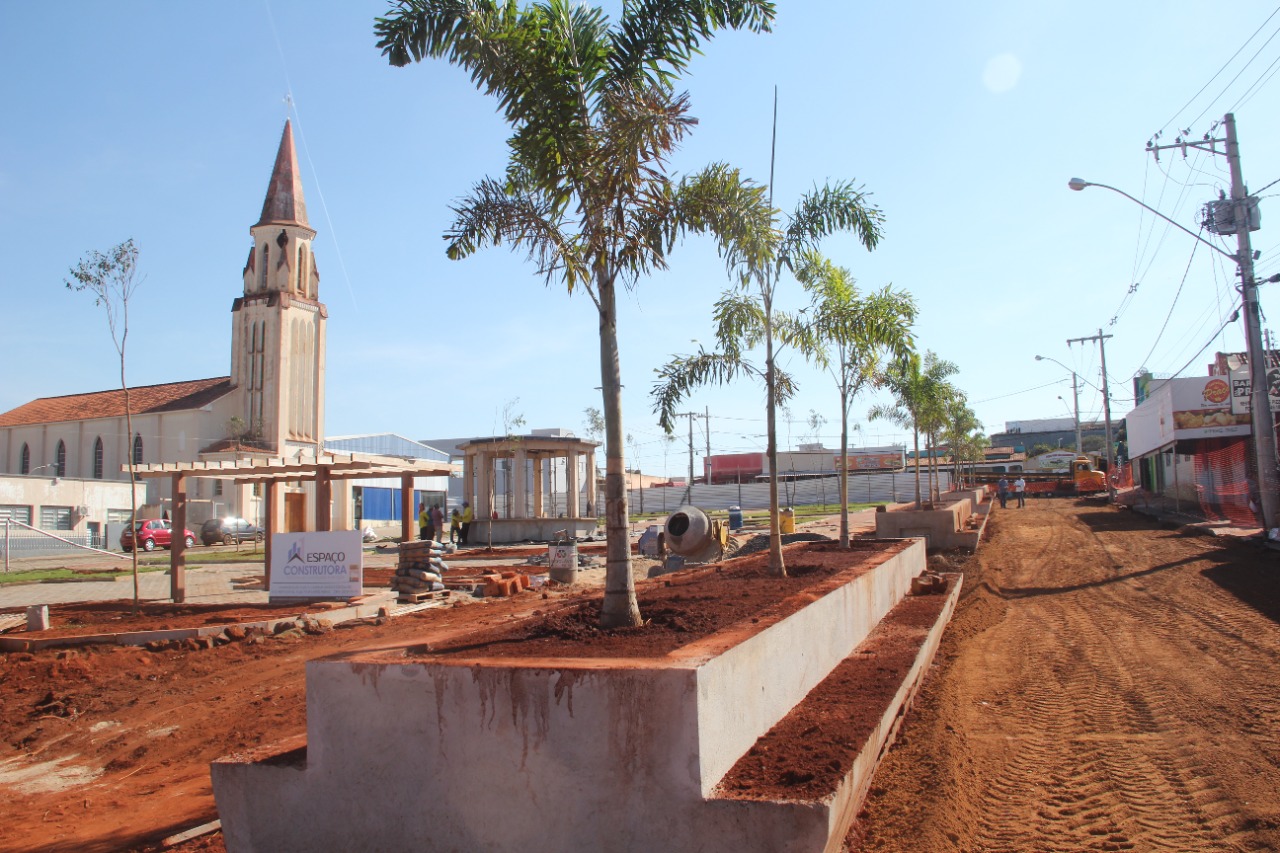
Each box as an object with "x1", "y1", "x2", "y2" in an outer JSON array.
[{"x1": 120, "y1": 519, "x2": 196, "y2": 553}]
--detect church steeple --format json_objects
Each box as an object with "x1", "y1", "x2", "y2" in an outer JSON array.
[
  {"x1": 255, "y1": 120, "x2": 310, "y2": 229},
  {"x1": 231, "y1": 122, "x2": 327, "y2": 455}
]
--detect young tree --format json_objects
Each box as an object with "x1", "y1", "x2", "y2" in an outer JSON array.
[
  {"x1": 66, "y1": 239, "x2": 144, "y2": 611},
  {"x1": 797, "y1": 252, "x2": 915, "y2": 546},
  {"x1": 869, "y1": 351, "x2": 958, "y2": 509},
  {"x1": 652, "y1": 182, "x2": 885, "y2": 576},
  {"x1": 376, "y1": 0, "x2": 776, "y2": 627},
  {"x1": 944, "y1": 398, "x2": 986, "y2": 486}
]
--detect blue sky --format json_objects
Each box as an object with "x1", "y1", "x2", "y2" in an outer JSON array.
[{"x1": 4, "y1": 2, "x2": 1280, "y2": 475}]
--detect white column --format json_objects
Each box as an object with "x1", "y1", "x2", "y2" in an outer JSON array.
[
  {"x1": 532, "y1": 456, "x2": 544, "y2": 518},
  {"x1": 513, "y1": 448, "x2": 528, "y2": 519},
  {"x1": 566, "y1": 450, "x2": 580, "y2": 518},
  {"x1": 477, "y1": 452, "x2": 491, "y2": 518},
  {"x1": 584, "y1": 448, "x2": 597, "y2": 515},
  {"x1": 462, "y1": 454, "x2": 474, "y2": 508}
]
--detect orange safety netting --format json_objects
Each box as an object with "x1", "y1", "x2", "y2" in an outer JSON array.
[{"x1": 1193, "y1": 438, "x2": 1259, "y2": 528}]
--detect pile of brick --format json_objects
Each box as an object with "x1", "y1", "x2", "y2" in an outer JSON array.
[
  {"x1": 479, "y1": 571, "x2": 533, "y2": 598},
  {"x1": 394, "y1": 540, "x2": 452, "y2": 603}
]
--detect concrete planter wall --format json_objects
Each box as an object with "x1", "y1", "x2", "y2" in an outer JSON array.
[
  {"x1": 212, "y1": 540, "x2": 926, "y2": 853},
  {"x1": 875, "y1": 489, "x2": 988, "y2": 550}
]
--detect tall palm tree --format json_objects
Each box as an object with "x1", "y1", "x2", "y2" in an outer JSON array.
[
  {"x1": 376, "y1": 0, "x2": 776, "y2": 627},
  {"x1": 796, "y1": 251, "x2": 915, "y2": 547},
  {"x1": 652, "y1": 183, "x2": 885, "y2": 576}
]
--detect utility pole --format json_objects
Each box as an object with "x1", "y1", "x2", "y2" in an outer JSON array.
[
  {"x1": 1067, "y1": 371, "x2": 1082, "y2": 454},
  {"x1": 1144, "y1": 113, "x2": 1279, "y2": 531},
  {"x1": 1226, "y1": 113, "x2": 1279, "y2": 533},
  {"x1": 1068, "y1": 329, "x2": 1115, "y2": 497}
]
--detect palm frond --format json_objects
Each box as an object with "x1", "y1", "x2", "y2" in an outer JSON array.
[
  {"x1": 610, "y1": 0, "x2": 775, "y2": 88},
  {"x1": 651, "y1": 349, "x2": 754, "y2": 432},
  {"x1": 782, "y1": 180, "x2": 885, "y2": 261},
  {"x1": 446, "y1": 177, "x2": 590, "y2": 292}
]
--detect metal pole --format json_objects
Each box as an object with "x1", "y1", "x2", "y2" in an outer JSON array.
[
  {"x1": 1071, "y1": 372, "x2": 1082, "y2": 454},
  {"x1": 1226, "y1": 113, "x2": 1279, "y2": 532},
  {"x1": 1098, "y1": 327, "x2": 1116, "y2": 499},
  {"x1": 687, "y1": 412, "x2": 695, "y2": 505}
]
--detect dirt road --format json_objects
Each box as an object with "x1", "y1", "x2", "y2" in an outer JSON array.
[{"x1": 850, "y1": 498, "x2": 1280, "y2": 852}]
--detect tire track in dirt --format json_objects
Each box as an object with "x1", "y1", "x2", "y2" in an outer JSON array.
[{"x1": 849, "y1": 499, "x2": 1280, "y2": 853}]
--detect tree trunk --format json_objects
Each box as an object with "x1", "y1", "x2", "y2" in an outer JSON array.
[
  {"x1": 597, "y1": 279, "x2": 641, "y2": 628},
  {"x1": 912, "y1": 423, "x2": 922, "y2": 509},
  {"x1": 839, "y1": 386, "x2": 850, "y2": 548},
  {"x1": 122, "y1": 359, "x2": 139, "y2": 614},
  {"x1": 764, "y1": 309, "x2": 787, "y2": 577}
]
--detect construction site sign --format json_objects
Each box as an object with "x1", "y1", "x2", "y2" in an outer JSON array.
[{"x1": 269, "y1": 531, "x2": 363, "y2": 602}]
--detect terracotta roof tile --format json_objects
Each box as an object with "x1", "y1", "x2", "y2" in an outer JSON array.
[{"x1": 0, "y1": 377, "x2": 234, "y2": 427}]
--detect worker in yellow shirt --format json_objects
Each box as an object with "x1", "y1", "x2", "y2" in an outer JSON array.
[
  {"x1": 460, "y1": 501, "x2": 474, "y2": 546},
  {"x1": 418, "y1": 502, "x2": 430, "y2": 541}
]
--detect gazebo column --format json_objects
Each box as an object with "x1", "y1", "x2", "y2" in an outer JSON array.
[
  {"x1": 264, "y1": 480, "x2": 278, "y2": 591},
  {"x1": 532, "y1": 455, "x2": 544, "y2": 518},
  {"x1": 400, "y1": 473, "x2": 415, "y2": 543},
  {"x1": 513, "y1": 448, "x2": 528, "y2": 519},
  {"x1": 566, "y1": 450, "x2": 580, "y2": 518},
  {"x1": 462, "y1": 455, "x2": 474, "y2": 511},
  {"x1": 316, "y1": 468, "x2": 332, "y2": 532},
  {"x1": 584, "y1": 448, "x2": 597, "y2": 516},
  {"x1": 170, "y1": 472, "x2": 187, "y2": 603},
  {"x1": 477, "y1": 452, "x2": 492, "y2": 519}
]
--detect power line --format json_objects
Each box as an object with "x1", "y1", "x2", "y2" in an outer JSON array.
[{"x1": 1158, "y1": 5, "x2": 1280, "y2": 134}]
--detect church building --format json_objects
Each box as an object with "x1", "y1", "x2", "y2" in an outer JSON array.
[{"x1": 0, "y1": 122, "x2": 334, "y2": 536}]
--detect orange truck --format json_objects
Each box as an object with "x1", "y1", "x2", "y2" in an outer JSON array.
[{"x1": 975, "y1": 456, "x2": 1107, "y2": 496}]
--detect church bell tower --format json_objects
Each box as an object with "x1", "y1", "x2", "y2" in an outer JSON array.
[{"x1": 229, "y1": 121, "x2": 327, "y2": 454}]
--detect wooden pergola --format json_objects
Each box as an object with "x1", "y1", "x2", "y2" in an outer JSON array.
[{"x1": 130, "y1": 451, "x2": 458, "y2": 602}]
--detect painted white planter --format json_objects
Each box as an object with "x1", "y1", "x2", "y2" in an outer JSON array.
[{"x1": 213, "y1": 539, "x2": 928, "y2": 852}]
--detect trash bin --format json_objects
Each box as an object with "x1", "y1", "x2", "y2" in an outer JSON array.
[
  {"x1": 548, "y1": 542, "x2": 578, "y2": 585},
  {"x1": 780, "y1": 507, "x2": 795, "y2": 534},
  {"x1": 728, "y1": 505, "x2": 743, "y2": 530}
]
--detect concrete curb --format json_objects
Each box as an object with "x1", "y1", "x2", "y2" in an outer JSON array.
[{"x1": 0, "y1": 593, "x2": 400, "y2": 653}]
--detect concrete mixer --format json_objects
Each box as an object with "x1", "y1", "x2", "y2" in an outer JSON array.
[{"x1": 661, "y1": 505, "x2": 731, "y2": 564}]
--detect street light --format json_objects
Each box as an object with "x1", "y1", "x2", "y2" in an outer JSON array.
[
  {"x1": 1070, "y1": 168, "x2": 1279, "y2": 530},
  {"x1": 1035, "y1": 355, "x2": 1082, "y2": 454}
]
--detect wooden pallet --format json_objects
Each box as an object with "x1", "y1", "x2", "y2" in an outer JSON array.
[{"x1": 396, "y1": 590, "x2": 450, "y2": 604}]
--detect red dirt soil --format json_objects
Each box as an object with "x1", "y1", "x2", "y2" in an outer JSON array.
[
  {"x1": 718, "y1": 582, "x2": 952, "y2": 802},
  {"x1": 425, "y1": 540, "x2": 909, "y2": 660}
]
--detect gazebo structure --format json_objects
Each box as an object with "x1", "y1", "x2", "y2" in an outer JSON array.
[
  {"x1": 132, "y1": 450, "x2": 457, "y2": 601},
  {"x1": 457, "y1": 435, "x2": 599, "y2": 544}
]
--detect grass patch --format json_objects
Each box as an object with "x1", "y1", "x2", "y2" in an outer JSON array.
[{"x1": 0, "y1": 564, "x2": 168, "y2": 585}]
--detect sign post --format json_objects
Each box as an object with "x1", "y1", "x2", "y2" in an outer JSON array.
[{"x1": 269, "y1": 530, "x2": 363, "y2": 603}]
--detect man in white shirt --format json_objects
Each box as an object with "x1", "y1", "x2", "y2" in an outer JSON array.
[{"x1": 1014, "y1": 477, "x2": 1027, "y2": 508}]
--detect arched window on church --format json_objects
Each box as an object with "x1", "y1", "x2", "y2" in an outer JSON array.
[
  {"x1": 133, "y1": 434, "x2": 144, "y2": 466},
  {"x1": 19, "y1": 443, "x2": 29, "y2": 475},
  {"x1": 261, "y1": 244, "x2": 269, "y2": 291},
  {"x1": 55, "y1": 440, "x2": 66, "y2": 477},
  {"x1": 93, "y1": 437, "x2": 104, "y2": 479}
]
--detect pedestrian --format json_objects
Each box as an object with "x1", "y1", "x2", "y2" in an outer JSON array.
[
  {"x1": 418, "y1": 502, "x2": 429, "y2": 540},
  {"x1": 1014, "y1": 476, "x2": 1027, "y2": 508},
  {"x1": 460, "y1": 501, "x2": 474, "y2": 546},
  {"x1": 997, "y1": 476, "x2": 1009, "y2": 509},
  {"x1": 449, "y1": 508, "x2": 462, "y2": 544},
  {"x1": 429, "y1": 503, "x2": 443, "y2": 543}
]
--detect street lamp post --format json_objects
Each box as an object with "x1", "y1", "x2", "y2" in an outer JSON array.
[
  {"x1": 1035, "y1": 355, "x2": 1082, "y2": 454},
  {"x1": 1071, "y1": 135, "x2": 1280, "y2": 530}
]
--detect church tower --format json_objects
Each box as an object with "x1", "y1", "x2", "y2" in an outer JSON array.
[{"x1": 230, "y1": 121, "x2": 327, "y2": 455}]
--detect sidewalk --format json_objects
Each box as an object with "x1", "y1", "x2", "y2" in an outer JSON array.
[{"x1": 0, "y1": 562, "x2": 272, "y2": 609}]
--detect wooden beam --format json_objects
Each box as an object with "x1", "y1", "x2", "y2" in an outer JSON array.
[{"x1": 170, "y1": 473, "x2": 187, "y2": 603}]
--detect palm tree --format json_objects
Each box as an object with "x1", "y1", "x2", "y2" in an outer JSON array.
[
  {"x1": 943, "y1": 397, "x2": 986, "y2": 486},
  {"x1": 796, "y1": 251, "x2": 915, "y2": 547},
  {"x1": 652, "y1": 182, "x2": 885, "y2": 576},
  {"x1": 376, "y1": 0, "x2": 776, "y2": 627},
  {"x1": 869, "y1": 351, "x2": 958, "y2": 509}
]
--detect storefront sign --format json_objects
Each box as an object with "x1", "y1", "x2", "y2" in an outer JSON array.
[
  {"x1": 1228, "y1": 367, "x2": 1280, "y2": 414},
  {"x1": 269, "y1": 531, "x2": 363, "y2": 601}
]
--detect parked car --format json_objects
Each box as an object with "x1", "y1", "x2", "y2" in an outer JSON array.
[
  {"x1": 201, "y1": 516, "x2": 263, "y2": 546},
  {"x1": 120, "y1": 519, "x2": 195, "y2": 552}
]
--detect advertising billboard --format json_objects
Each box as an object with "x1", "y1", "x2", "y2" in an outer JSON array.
[
  {"x1": 833, "y1": 451, "x2": 906, "y2": 471},
  {"x1": 269, "y1": 530, "x2": 363, "y2": 602},
  {"x1": 1127, "y1": 376, "x2": 1252, "y2": 458}
]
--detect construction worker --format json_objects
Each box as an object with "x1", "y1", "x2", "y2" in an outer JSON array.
[{"x1": 460, "y1": 501, "x2": 474, "y2": 546}]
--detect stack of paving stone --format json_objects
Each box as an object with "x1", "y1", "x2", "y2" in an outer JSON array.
[{"x1": 393, "y1": 540, "x2": 453, "y2": 603}]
